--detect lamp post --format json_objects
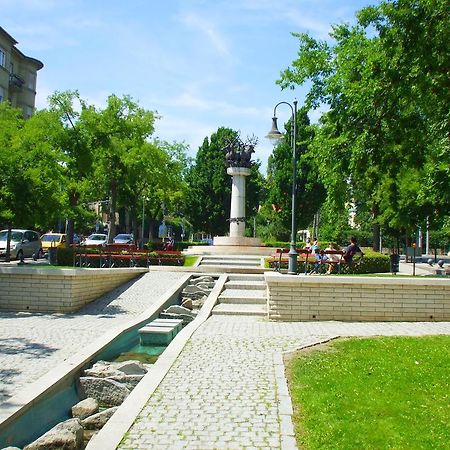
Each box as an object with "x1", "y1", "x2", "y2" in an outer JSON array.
[{"x1": 266, "y1": 100, "x2": 298, "y2": 274}]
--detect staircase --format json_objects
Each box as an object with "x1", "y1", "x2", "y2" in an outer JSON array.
[
  {"x1": 212, "y1": 274, "x2": 267, "y2": 317},
  {"x1": 198, "y1": 255, "x2": 265, "y2": 274}
]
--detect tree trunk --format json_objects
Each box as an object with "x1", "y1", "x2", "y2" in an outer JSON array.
[
  {"x1": 5, "y1": 223, "x2": 12, "y2": 262},
  {"x1": 66, "y1": 189, "x2": 79, "y2": 247}
]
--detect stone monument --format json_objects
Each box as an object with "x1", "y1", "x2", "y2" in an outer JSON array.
[{"x1": 213, "y1": 136, "x2": 261, "y2": 247}]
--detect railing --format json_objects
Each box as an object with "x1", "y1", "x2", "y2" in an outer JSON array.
[{"x1": 9, "y1": 73, "x2": 25, "y2": 90}]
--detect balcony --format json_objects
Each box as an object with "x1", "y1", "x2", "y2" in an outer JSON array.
[{"x1": 9, "y1": 73, "x2": 25, "y2": 91}]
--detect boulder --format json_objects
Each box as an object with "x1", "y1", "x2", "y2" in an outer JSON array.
[
  {"x1": 84, "y1": 361, "x2": 124, "y2": 378},
  {"x1": 113, "y1": 360, "x2": 147, "y2": 375},
  {"x1": 190, "y1": 276, "x2": 214, "y2": 284},
  {"x1": 72, "y1": 397, "x2": 99, "y2": 419},
  {"x1": 164, "y1": 305, "x2": 196, "y2": 317},
  {"x1": 107, "y1": 374, "x2": 144, "y2": 390},
  {"x1": 24, "y1": 418, "x2": 83, "y2": 450},
  {"x1": 160, "y1": 312, "x2": 195, "y2": 324},
  {"x1": 83, "y1": 429, "x2": 98, "y2": 447},
  {"x1": 181, "y1": 298, "x2": 193, "y2": 310},
  {"x1": 79, "y1": 377, "x2": 130, "y2": 407},
  {"x1": 81, "y1": 406, "x2": 118, "y2": 430}
]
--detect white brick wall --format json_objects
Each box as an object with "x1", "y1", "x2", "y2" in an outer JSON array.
[
  {"x1": 265, "y1": 273, "x2": 450, "y2": 322},
  {"x1": 0, "y1": 267, "x2": 147, "y2": 312}
]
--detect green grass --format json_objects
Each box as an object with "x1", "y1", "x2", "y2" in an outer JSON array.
[
  {"x1": 184, "y1": 255, "x2": 199, "y2": 267},
  {"x1": 286, "y1": 336, "x2": 450, "y2": 450}
]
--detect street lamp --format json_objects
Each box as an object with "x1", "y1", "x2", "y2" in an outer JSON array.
[{"x1": 266, "y1": 100, "x2": 298, "y2": 275}]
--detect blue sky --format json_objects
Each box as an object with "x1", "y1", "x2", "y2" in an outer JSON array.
[{"x1": 3, "y1": 0, "x2": 374, "y2": 172}]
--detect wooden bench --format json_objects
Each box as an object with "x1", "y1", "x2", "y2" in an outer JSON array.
[
  {"x1": 317, "y1": 250, "x2": 346, "y2": 273},
  {"x1": 73, "y1": 248, "x2": 184, "y2": 268},
  {"x1": 269, "y1": 248, "x2": 312, "y2": 273}
]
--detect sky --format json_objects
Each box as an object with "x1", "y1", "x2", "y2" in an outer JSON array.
[{"x1": 2, "y1": 0, "x2": 374, "y2": 172}]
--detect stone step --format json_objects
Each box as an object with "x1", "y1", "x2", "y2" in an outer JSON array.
[
  {"x1": 224, "y1": 280, "x2": 266, "y2": 290},
  {"x1": 219, "y1": 289, "x2": 266, "y2": 304},
  {"x1": 226, "y1": 274, "x2": 265, "y2": 282},
  {"x1": 211, "y1": 303, "x2": 267, "y2": 316},
  {"x1": 201, "y1": 258, "x2": 261, "y2": 267}
]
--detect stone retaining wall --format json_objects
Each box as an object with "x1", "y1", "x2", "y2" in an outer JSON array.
[
  {"x1": 265, "y1": 273, "x2": 450, "y2": 321},
  {"x1": 0, "y1": 267, "x2": 147, "y2": 313}
]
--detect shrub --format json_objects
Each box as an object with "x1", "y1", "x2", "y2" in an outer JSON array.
[
  {"x1": 55, "y1": 247, "x2": 76, "y2": 266},
  {"x1": 348, "y1": 250, "x2": 390, "y2": 274}
]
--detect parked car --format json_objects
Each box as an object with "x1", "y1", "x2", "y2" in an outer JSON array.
[
  {"x1": 0, "y1": 229, "x2": 43, "y2": 260},
  {"x1": 83, "y1": 233, "x2": 107, "y2": 246},
  {"x1": 40, "y1": 233, "x2": 66, "y2": 254},
  {"x1": 113, "y1": 233, "x2": 134, "y2": 244}
]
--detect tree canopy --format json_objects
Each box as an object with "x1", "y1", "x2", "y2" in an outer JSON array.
[{"x1": 278, "y1": 0, "x2": 449, "y2": 247}]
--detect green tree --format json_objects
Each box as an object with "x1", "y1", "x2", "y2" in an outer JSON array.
[
  {"x1": 81, "y1": 95, "x2": 156, "y2": 242},
  {"x1": 278, "y1": 0, "x2": 449, "y2": 249}
]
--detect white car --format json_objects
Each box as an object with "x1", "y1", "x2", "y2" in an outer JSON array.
[
  {"x1": 83, "y1": 233, "x2": 107, "y2": 246},
  {"x1": 0, "y1": 229, "x2": 43, "y2": 260}
]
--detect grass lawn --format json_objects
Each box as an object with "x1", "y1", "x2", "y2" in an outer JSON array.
[
  {"x1": 184, "y1": 255, "x2": 199, "y2": 267},
  {"x1": 286, "y1": 336, "x2": 450, "y2": 450}
]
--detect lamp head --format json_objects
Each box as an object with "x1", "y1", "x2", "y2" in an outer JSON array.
[{"x1": 266, "y1": 117, "x2": 283, "y2": 142}]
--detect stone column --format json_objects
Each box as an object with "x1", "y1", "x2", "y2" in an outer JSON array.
[{"x1": 227, "y1": 167, "x2": 251, "y2": 237}]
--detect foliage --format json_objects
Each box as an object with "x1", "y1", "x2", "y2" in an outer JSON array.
[
  {"x1": 56, "y1": 247, "x2": 76, "y2": 266},
  {"x1": 286, "y1": 336, "x2": 450, "y2": 449},
  {"x1": 0, "y1": 103, "x2": 65, "y2": 231},
  {"x1": 278, "y1": 0, "x2": 449, "y2": 247}
]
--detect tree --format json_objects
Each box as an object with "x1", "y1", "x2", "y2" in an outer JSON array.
[
  {"x1": 80, "y1": 95, "x2": 156, "y2": 242},
  {"x1": 278, "y1": 0, "x2": 449, "y2": 248}
]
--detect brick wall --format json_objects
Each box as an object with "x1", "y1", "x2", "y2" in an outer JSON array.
[
  {"x1": 0, "y1": 267, "x2": 147, "y2": 313},
  {"x1": 265, "y1": 273, "x2": 450, "y2": 322}
]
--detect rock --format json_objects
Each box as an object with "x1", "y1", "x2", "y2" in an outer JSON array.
[
  {"x1": 181, "y1": 298, "x2": 193, "y2": 310},
  {"x1": 81, "y1": 406, "x2": 118, "y2": 430},
  {"x1": 190, "y1": 276, "x2": 214, "y2": 284},
  {"x1": 165, "y1": 305, "x2": 196, "y2": 317},
  {"x1": 182, "y1": 285, "x2": 208, "y2": 295},
  {"x1": 196, "y1": 282, "x2": 215, "y2": 289},
  {"x1": 113, "y1": 360, "x2": 147, "y2": 375},
  {"x1": 84, "y1": 361, "x2": 124, "y2": 378},
  {"x1": 24, "y1": 418, "x2": 83, "y2": 450},
  {"x1": 83, "y1": 429, "x2": 98, "y2": 447},
  {"x1": 159, "y1": 312, "x2": 195, "y2": 324},
  {"x1": 2, "y1": 447, "x2": 22, "y2": 450},
  {"x1": 79, "y1": 377, "x2": 130, "y2": 407},
  {"x1": 108, "y1": 374, "x2": 144, "y2": 390},
  {"x1": 72, "y1": 397, "x2": 99, "y2": 419}
]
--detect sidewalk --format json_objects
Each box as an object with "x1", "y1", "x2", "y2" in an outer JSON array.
[{"x1": 117, "y1": 316, "x2": 450, "y2": 450}]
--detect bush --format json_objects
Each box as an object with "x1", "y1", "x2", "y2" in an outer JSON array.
[
  {"x1": 349, "y1": 250, "x2": 390, "y2": 274},
  {"x1": 56, "y1": 247, "x2": 76, "y2": 266}
]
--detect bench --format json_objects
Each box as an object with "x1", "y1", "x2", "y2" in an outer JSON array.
[
  {"x1": 269, "y1": 248, "x2": 312, "y2": 273},
  {"x1": 73, "y1": 248, "x2": 184, "y2": 268}
]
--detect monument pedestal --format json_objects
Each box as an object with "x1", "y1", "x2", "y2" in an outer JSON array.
[{"x1": 213, "y1": 236, "x2": 261, "y2": 247}]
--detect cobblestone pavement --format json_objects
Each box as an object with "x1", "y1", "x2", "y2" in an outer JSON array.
[
  {"x1": 0, "y1": 271, "x2": 186, "y2": 408},
  {"x1": 119, "y1": 316, "x2": 450, "y2": 450}
]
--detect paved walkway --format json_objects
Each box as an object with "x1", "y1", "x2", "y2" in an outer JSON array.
[
  {"x1": 1, "y1": 265, "x2": 449, "y2": 449},
  {"x1": 0, "y1": 271, "x2": 186, "y2": 408},
  {"x1": 118, "y1": 317, "x2": 450, "y2": 450}
]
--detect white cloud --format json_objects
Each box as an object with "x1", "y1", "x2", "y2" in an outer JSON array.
[{"x1": 178, "y1": 12, "x2": 230, "y2": 56}]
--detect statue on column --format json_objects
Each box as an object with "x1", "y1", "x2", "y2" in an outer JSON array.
[{"x1": 222, "y1": 134, "x2": 257, "y2": 169}]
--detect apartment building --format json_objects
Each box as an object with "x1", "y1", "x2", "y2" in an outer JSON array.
[{"x1": 0, "y1": 26, "x2": 43, "y2": 117}]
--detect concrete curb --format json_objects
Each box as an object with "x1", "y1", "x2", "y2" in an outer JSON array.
[
  {"x1": 278, "y1": 336, "x2": 340, "y2": 450},
  {"x1": 86, "y1": 274, "x2": 228, "y2": 450}
]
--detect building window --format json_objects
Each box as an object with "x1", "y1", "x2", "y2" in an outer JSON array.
[
  {"x1": 28, "y1": 71, "x2": 36, "y2": 90},
  {"x1": 0, "y1": 48, "x2": 6, "y2": 67},
  {"x1": 0, "y1": 86, "x2": 4, "y2": 102}
]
